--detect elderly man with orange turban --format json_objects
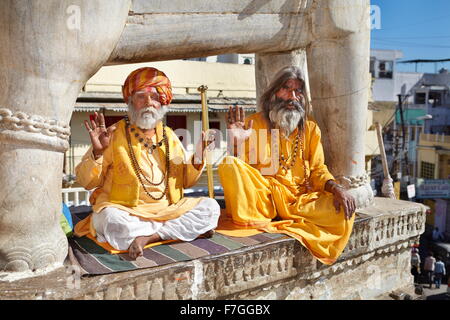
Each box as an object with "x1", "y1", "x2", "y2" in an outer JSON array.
[{"x1": 74, "y1": 67, "x2": 220, "y2": 259}]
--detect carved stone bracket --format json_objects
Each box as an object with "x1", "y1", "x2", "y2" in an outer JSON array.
[
  {"x1": 335, "y1": 173, "x2": 370, "y2": 189},
  {"x1": 0, "y1": 108, "x2": 70, "y2": 152},
  {"x1": 333, "y1": 172, "x2": 374, "y2": 208}
]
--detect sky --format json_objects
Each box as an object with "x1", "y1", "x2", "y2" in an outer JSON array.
[{"x1": 370, "y1": 0, "x2": 450, "y2": 73}]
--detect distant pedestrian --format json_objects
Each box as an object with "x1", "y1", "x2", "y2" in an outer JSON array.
[
  {"x1": 433, "y1": 257, "x2": 446, "y2": 289},
  {"x1": 423, "y1": 252, "x2": 436, "y2": 288},
  {"x1": 411, "y1": 248, "x2": 421, "y2": 283},
  {"x1": 432, "y1": 227, "x2": 444, "y2": 242}
]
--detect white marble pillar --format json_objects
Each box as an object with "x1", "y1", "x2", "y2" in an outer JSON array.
[
  {"x1": 0, "y1": 0, "x2": 130, "y2": 276},
  {"x1": 306, "y1": 0, "x2": 373, "y2": 207}
]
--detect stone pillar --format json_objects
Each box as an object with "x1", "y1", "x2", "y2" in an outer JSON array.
[
  {"x1": 0, "y1": 0, "x2": 130, "y2": 276},
  {"x1": 305, "y1": 0, "x2": 373, "y2": 208}
]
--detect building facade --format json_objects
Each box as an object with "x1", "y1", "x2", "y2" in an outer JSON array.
[{"x1": 66, "y1": 54, "x2": 379, "y2": 194}]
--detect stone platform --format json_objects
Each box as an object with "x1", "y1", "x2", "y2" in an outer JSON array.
[{"x1": 0, "y1": 198, "x2": 426, "y2": 300}]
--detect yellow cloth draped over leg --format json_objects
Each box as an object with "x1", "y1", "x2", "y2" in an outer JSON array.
[{"x1": 216, "y1": 112, "x2": 355, "y2": 265}]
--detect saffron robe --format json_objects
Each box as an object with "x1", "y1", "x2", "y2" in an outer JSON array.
[
  {"x1": 74, "y1": 119, "x2": 206, "y2": 246},
  {"x1": 216, "y1": 112, "x2": 355, "y2": 264}
]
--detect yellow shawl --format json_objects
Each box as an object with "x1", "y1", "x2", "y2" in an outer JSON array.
[{"x1": 109, "y1": 119, "x2": 184, "y2": 206}]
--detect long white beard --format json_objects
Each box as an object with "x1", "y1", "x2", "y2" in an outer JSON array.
[
  {"x1": 269, "y1": 100, "x2": 303, "y2": 136},
  {"x1": 127, "y1": 103, "x2": 168, "y2": 129}
]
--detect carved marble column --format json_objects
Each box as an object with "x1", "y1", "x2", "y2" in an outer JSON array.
[
  {"x1": 306, "y1": 0, "x2": 373, "y2": 207},
  {"x1": 0, "y1": 0, "x2": 130, "y2": 276}
]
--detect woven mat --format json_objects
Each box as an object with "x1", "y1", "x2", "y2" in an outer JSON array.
[{"x1": 68, "y1": 232, "x2": 287, "y2": 276}]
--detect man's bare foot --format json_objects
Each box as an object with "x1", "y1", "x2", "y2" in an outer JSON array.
[{"x1": 128, "y1": 234, "x2": 161, "y2": 259}]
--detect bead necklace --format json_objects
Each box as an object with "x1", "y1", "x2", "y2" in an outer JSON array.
[
  {"x1": 279, "y1": 130, "x2": 311, "y2": 192},
  {"x1": 124, "y1": 116, "x2": 170, "y2": 200},
  {"x1": 279, "y1": 133, "x2": 299, "y2": 171},
  {"x1": 129, "y1": 126, "x2": 164, "y2": 154}
]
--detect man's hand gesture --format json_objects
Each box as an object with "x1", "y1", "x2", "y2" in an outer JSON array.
[
  {"x1": 226, "y1": 105, "x2": 253, "y2": 149},
  {"x1": 192, "y1": 130, "x2": 216, "y2": 170},
  {"x1": 83, "y1": 112, "x2": 116, "y2": 159}
]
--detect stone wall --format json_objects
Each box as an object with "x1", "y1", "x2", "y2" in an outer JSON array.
[{"x1": 0, "y1": 198, "x2": 426, "y2": 300}]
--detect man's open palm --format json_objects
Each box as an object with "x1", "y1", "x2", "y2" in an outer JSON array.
[
  {"x1": 84, "y1": 112, "x2": 116, "y2": 156},
  {"x1": 226, "y1": 105, "x2": 253, "y2": 143}
]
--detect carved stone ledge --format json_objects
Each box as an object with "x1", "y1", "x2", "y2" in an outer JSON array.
[
  {"x1": 224, "y1": 243, "x2": 414, "y2": 300},
  {"x1": 0, "y1": 198, "x2": 426, "y2": 300},
  {"x1": 197, "y1": 240, "x2": 298, "y2": 299}
]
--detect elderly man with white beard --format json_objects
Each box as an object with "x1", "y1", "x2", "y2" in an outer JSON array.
[
  {"x1": 217, "y1": 66, "x2": 356, "y2": 265},
  {"x1": 74, "y1": 67, "x2": 220, "y2": 259}
]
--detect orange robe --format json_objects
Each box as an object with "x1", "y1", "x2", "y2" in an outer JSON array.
[{"x1": 217, "y1": 112, "x2": 355, "y2": 264}]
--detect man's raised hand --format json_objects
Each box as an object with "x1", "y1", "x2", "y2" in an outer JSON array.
[
  {"x1": 226, "y1": 105, "x2": 253, "y2": 144},
  {"x1": 83, "y1": 112, "x2": 116, "y2": 159}
]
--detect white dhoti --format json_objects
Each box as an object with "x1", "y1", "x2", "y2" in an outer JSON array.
[{"x1": 92, "y1": 198, "x2": 221, "y2": 251}]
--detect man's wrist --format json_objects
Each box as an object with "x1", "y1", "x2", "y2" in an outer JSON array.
[
  {"x1": 227, "y1": 140, "x2": 243, "y2": 157},
  {"x1": 326, "y1": 180, "x2": 345, "y2": 194},
  {"x1": 92, "y1": 150, "x2": 103, "y2": 160},
  {"x1": 192, "y1": 154, "x2": 204, "y2": 170}
]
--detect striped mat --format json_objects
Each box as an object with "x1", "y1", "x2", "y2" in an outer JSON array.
[{"x1": 68, "y1": 232, "x2": 287, "y2": 276}]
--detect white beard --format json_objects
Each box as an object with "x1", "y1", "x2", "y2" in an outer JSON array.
[
  {"x1": 127, "y1": 103, "x2": 168, "y2": 129},
  {"x1": 269, "y1": 107, "x2": 302, "y2": 137}
]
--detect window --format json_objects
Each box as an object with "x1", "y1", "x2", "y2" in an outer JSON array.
[
  {"x1": 428, "y1": 91, "x2": 442, "y2": 107},
  {"x1": 187, "y1": 57, "x2": 206, "y2": 62},
  {"x1": 166, "y1": 115, "x2": 187, "y2": 148},
  {"x1": 241, "y1": 56, "x2": 254, "y2": 65},
  {"x1": 420, "y1": 161, "x2": 435, "y2": 179},
  {"x1": 415, "y1": 93, "x2": 426, "y2": 104},
  {"x1": 378, "y1": 60, "x2": 393, "y2": 79},
  {"x1": 208, "y1": 121, "x2": 221, "y2": 149}
]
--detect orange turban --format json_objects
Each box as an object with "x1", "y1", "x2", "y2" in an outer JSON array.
[{"x1": 122, "y1": 67, "x2": 173, "y2": 105}]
